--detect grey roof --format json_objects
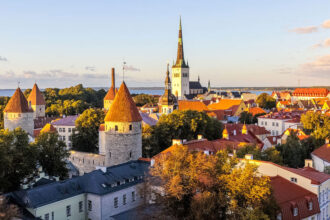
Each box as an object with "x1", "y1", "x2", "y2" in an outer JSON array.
[
  {"x1": 189, "y1": 81, "x2": 203, "y2": 89},
  {"x1": 51, "y1": 115, "x2": 79, "y2": 126},
  {"x1": 8, "y1": 160, "x2": 150, "y2": 209}
]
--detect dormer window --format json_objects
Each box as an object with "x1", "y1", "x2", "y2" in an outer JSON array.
[
  {"x1": 293, "y1": 207, "x2": 298, "y2": 216},
  {"x1": 276, "y1": 213, "x2": 282, "y2": 220}
]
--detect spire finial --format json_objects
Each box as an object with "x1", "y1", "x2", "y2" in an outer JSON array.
[{"x1": 179, "y1": 16, "x2": 182, "y2": 30}]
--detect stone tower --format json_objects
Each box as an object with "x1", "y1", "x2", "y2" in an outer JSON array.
[
  {"x1": 104, "y1": 68, "x2": 116, "y2": 110},
  {"x1": 172, "y1": 17, "x2": 190, "y2": 100},
  {"x1": 27, "y1": 83, "x2": 46, "y2": 118},
  {"x1": 100, "y1": 81, "x2": 142, "y2": 167},
  {"x1": 159, "y1": 64, "x2": 178, "y2": 114},
  {"x1": 4, "y1": 87, "x2": 34, "y2": 135}
]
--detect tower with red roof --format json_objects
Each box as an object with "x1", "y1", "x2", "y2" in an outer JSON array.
[{"x1": 27, "y1": 83, "x2": 46, "y2": 118}]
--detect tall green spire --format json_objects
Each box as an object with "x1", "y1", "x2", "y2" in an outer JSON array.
[{"x1": 174, "y1": 16, "x2": 188, "y2": 68}]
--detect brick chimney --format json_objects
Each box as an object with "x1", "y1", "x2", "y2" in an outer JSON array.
[{"x1": 111, "y1": 68, "x2": 115, "y2": 88}]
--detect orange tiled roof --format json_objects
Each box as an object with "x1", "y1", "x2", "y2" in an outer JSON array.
[
  {"x1": 104, "y1": 86, "x2": 116, "y2": 101},
  {"x1": 178, "y1": 100, "x2": 209, "y2": 111},
  {"x1": 247, "y1": 107, "x2": 266, "y2": 116},
  {"x1": 104, "y1": 82, "x2": 142, "y2": 122},
  {"x1": 270, "y1": 176, "x2": 320, "y2": 220},
  {"x1": 278, "y1": 100, "x2": 291, "y2": 106},
  {"x1": 27, "y1": 83, "x2": 46, "y2": 105},
  {"x1": 312, "y1": 143, "x2": 330, "y2": 163},
  {"x1": 4, "y1": 88, "x2": 33, "y2": 113},
  {"x1": 293, "y1": 88, "x2": 329, "y2": 97},
  {"x1": 208, "y1": 99, "x2": 242, "y2": 110}
]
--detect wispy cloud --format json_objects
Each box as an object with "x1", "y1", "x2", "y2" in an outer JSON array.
[
  {"x1": 311, "y1": 38, "x2": 330, "y2": 48},
  {"x1": 290, "y1": 26, "x2": 318, "y2": 34},
  {"x1": 299, "y1": 54, "x2": 330, "y2": 78},
  {"x1": 123, "y1": 64, "x2": 140, "y2": 72},
  {"x1": 0, "y1": 56, "x2": 8, "y2": 62},
  {"x1": 322, "y1": 20, "x2": 330, "y2": 29},
  {"x1": 85, "y1": 66, "x2": 96, "y2": 71}
]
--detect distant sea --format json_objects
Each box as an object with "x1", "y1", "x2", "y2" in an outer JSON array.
[{"x1": 0, "y1": 88, "x2": 271, "y2": 97}]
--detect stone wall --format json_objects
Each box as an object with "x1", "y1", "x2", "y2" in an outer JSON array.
[
  {"x1": 69, "y1": 151, "x2": 105, "y2": 175},
  {"x1": 31, "y1": 104, "x2": 45, "y2": 118},
  {"x1": 4, "y1": 112, "x2": 34, "y2": 135}
]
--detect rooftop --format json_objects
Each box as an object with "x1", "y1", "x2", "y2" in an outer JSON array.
[
  {"x1": 27, "y1": 83, "x2": 46, "y2": 106},
  {"x1": 312, "y1": 143, "x2": 330, "y2": 163},
  {"x1": 51, "y1": 115, "x2": 79, "y2": 126},
  {"x1": 4, "y1": 87, "x2": 33, "y2": 113}
]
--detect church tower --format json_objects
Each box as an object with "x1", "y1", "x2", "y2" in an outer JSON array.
[
  {"x1": 27, "y1": 83, "x2": 46, "y2": 118},
  {"x1": 101, "y1": 81, "x2": 142, "y2": 167},
  {"x1": 172, "y1": 17, "x2": 190, "y2": 100},
  {"x1": 104, "y1": 68, "x2": 116, "y2": 110},
  {"x1": 4, "y1": 87, "x2": 34, "y2": 135},
  {"x1": 159, "y1": 64, "x2": 178, "y2": 114}
]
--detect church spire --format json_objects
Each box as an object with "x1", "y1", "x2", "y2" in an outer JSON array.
[{"x1": 174, "y1": 17, "x2": 188, "y2": 68}]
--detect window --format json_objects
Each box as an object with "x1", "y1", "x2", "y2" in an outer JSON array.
[
  {"x1": 115, "y1": 125, "x2": 118, "y2": 131},
  {"x1": 79, "y1": 201, "x2": 83, "y2": 212},
  {"x1": 261, "y1": 121, "x2": 264, "y2": 125},
  {"x1": 45, "y1": 213, "x2": 49, "y2": 220},
  {"x1": 68, "y1": 128, "x2": 71, "y2": 132},
  {"x1": 123, "y1": 194, "x2": 127, "y2": 205},
  {"x1": 129, "y1": 124, "x2": 132, "y2": 131},
  {"x1": 309, "y1": 201, "x2": 313, "y2": 210},
  {"x1": 265, "y1": 122, "x2": 267, "y2": 126},
  {"x1": 132, "y1": 191, "x2": 136, "y2": 202},
  {"x1": 272, "y1": 122, "x2": 275, "y2": 126},
  {"x1": 129, "y1": 151, "x2": 132, "y2": 158},
  {"x1": 63, "y1": 128, "x2": 66, "y2": 132},
  {"x1": 293, "y1": 207, "x2": 298, "y2": 216},
  {"x1": 276, "y1": 213, "x2": 282, "y2": 220},
  {"x1": 88, "y1": 200, "x2": 92, "y2": 211},
  {"x1": 66, "y1": 205, "x2": 71, "y2": 217},
  {"x1": 63, "y1": 136, "x2": 66, "y2": 141},
  {"x1": 51, "y1": 212, "x2": 54, "y2": 220},
  {"x1": 59, "y1": 128, "x2": 62, "y2": 132},
  {"x1": 290, "y1": 177, "x2": 297, "y2": 183},
  {"x1": 114, "y1": 197, "x2": 118, "y2": 208},
  {"x1": 276, "y1": 122, "x2": 279, "y2": 127}
]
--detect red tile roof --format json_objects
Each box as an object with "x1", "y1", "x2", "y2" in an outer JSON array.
[
  {"x1": 247, "y1": 107, "x2": 266, "y2": 116},
  {"x1": 266, "y1": 136, "x2": 281, "y2": 145},
  {"x1": 312, "y1": 143, "x2": 330, "y2": 163},
  {"x1": 178, "y1": 100, "x2": 209, "y2": 111},
  {"x1": 99, "y1": 124, "x2": 105, "y2": 131},
  {"x1": 104, "y1": 82, "x2": 142, "y2": 122},
  {"x1": 4, "y1": 88, "x2": 33, "y2": 113},
  {"x1": 270, "y1": 176, "x2": 320, "y2": 220},
  {"x1": 292, "y1": 88, "x2": 329, "y2": 97},
  {"x1": 208, "y1": 99, "x2": 243, "y2": 110},
  {"x1": 281, "y1": 166, "x2": 330, "y2": 185},
  {"x1": 104, "y1": 87, "x2": 116, "y2": 100},
  {"x1": 27, "y1": 83, "x2": 46, "y2": 105}
]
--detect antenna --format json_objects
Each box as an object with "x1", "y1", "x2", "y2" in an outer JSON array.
[{"x1": 122, "y1": 60, "x2": 126, "y2": 82}]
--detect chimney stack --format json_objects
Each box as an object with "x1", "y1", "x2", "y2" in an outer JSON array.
[
  {"x1": 111, "y1": 68, "x2": 115, "y2": 88},
  {"x1": 197, "y1": 134, "x2": 203, "y2": 140},
  {"x1": 304, "y1": 159, "x2": 313, "y2": 168}
]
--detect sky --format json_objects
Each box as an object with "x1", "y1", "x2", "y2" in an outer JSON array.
[{"x1": 0, "y1": 0, "x2": 330, "y2": 89}]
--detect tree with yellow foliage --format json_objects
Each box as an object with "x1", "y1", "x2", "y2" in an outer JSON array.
[{"x1": 149, "y1": 145, "x2": 278, "y2": 219}]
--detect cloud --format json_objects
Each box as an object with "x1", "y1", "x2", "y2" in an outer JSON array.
[
  {"x1": 85, "y1": 66, "x2": 96, "y2": 71},
  {"x1": 123, "y1": 64, "x2": 140, "y2": 72},
  {"x1": 311, "y1": 38, "x2": 330, "y2": 48},
  {"x1": 299, "y1": 54, "x2": 330, "y2": 78},
  {"x1": 0, "y1": 56, "x2": 8, "y2": 62},
  {"x1": 290, "y1": 26, "x2": 318, "y2": 34},
  {"x1": 322, "y1": 20, "x2": 330, "y2": 28}
]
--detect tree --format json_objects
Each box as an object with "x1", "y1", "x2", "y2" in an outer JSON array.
[
  {"x1": 0, "y1": 196, "x2": 20, "y2": 220},
  {"x1": 0, "y1": 128, "x2": 38, "y2": 193},
  {"x1": 72, "y1": 108, "x2": 105, "y2": 153},
  {"x1": 143, "y1": 110, "x2": 223, "y2": 157},
  {"x1": 236, "y1": 145, "x2": 283, "y2": 165},
  {"x1": 34, "y1": 132, "x2": 69, "y2": 179},
  {"x1": 149, "y1": 145, "x2": 277, "y2": 219},
  {"x1": 301, "y1": 111, "x2": 329, "y2": 142},
  {"x1": 256, "y1": 93, "x2": 276, "y2": 109},
  {"x1": 0, "y1": 97, "x2": 10, "y2": 129},
  {"x1": 239, "y1": 112, "x2": 254, "y2": 124},
  {"x1": 132, "y1": 94, "x2": 158, "y2": 107}
]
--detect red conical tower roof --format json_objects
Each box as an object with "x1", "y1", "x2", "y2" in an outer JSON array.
[
  {"x1": 104, "y1": 68, "x2": 116, "y2": 101},
  {"x1": 28, "y1": 83, "x2": 46, "y2": 105},
  {"x1": 4, "y1": 88, "x2": 32, "y2": 113},
  {"x1": 104, "y1": 81, "x2": 142, "y2": 122}
]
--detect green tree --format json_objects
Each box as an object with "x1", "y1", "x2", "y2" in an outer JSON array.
[
  {"x1": 256, "y1": 93, "x2": 276, "y2": 109},
  {"x1": 143, "y1": 110, "x2": 223, "y2": 157},
  {"x1": 72, "y1": 108, "x2": 105, "y2": 153},
  {"x1": 132, "y1": 94, "x2": 158, "y2": 107},
  {"x1": 0, "y1": 97, "x2": 10, "y2": 129},
  {"x1": 0, "y1": 128, "x2": 38, "y2": 193},
  {"x1": 301, "y1": 111, "x2": 329, "y2": 142},
  {"x1": 34, "y1": 132, "x2": 69, "y2": 179},
  {"x1": 239, "y1": 112, "x2": 254, "y2": 124}
]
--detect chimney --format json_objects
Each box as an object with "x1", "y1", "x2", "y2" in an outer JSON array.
[
  {"x1": 245, "y1": 154, "x2": 253, "y2": 160},
  {"x1": 304, "y1": 159, "x2": 313, "y2": 168},
  {"x1": 326, "y1": 138, "x2": 329, "y2": 144},
  {"x1": 111, "y1": 68, "x2": 115, "y2": 88},
  {"x1": 172, "y1": 139, "x2": 182, "y2": 145},
  {"x1": 197, "y1": 134, "x2": 203, "y2": 140}
]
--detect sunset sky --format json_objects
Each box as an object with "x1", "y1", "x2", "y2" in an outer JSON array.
[{"x1": 0, "y1": 0, "x2": 329, "y2": 89}]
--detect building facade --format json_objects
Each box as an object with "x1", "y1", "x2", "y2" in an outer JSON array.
[
  {"x1": 159, "y1": 64, "x2": 178, "y2": 114},
  {"x1": 27, "y1": 83, "x2": 46, "y2": 118},
  {"x1": 52, "y1": 115, "x2": 79, "y2": 149}
]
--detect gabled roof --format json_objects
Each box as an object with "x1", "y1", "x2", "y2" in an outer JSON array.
[
  {"x1": 208, "y1": 99, "x2": 243, "y2": 110},
  {"x1": 40, "y1": 123, "x2": 57, "y2": 134},
  {"x1": 281, "y1": 166, "x2": 330, "y2": 185},
  {"x1": 270, "y1": 176, "x2": 320, "y2": 220},
  {"x1": 178, "y1": 100, "x2": 209, "y2": 111},
  {"x1": 312, "y1": 143, "x2": 330, "y2": 163},
  {"x1": 4, "y1": 88, "x2": 33, "y2": 113},
  {"x1": 27, "y1": 83, "x2": 46, "y2": 105},
  {"x1": 105, "y1": 82, "x2": 142, "y2": 122},
  {"x1": 104, "y1": 87, "x2": 116, "y2": 101}
]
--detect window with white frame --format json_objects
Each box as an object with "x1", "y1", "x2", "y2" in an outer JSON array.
[
  {"x1": 66, "y1": 205, "x2": 71, "y2": 217},
  {"x1": 132, "y1": 191, "x2": 136, "y2": 202},
  {"x1": 114, "y1": 197, "x2": 118, "y2": 208},
  {"x1": 79, "y1": 201, "x2": 83, "y2": 212},
  {"x1": 88, "y1": 200, "x2": 92, "y2": 211},
  {"x1": 123, "y1": 194, "x2": 127, "y2": 205},
  {"x1": 45, "y1": 213, "x2": 49, "y2": 220},
  {"x1": 293, "y1": 207, "x2": 298, "y2": 216}
]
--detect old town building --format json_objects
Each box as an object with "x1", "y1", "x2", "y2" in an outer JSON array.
[{"x1": 159, "y1": 64, "x2": 178, "y2": 114}]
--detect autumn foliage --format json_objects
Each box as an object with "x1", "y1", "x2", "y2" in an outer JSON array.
[{"x1": 149, "y1": 145, "x2": 277, "y2": 219}]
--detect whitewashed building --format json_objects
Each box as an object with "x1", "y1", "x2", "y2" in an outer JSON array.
[
  {"x1": 311, "y1": 142, "x2": 330, "y2": 173},
  {"x1": 52, "y1": 115, "x2": 79, "y2": 149}
]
